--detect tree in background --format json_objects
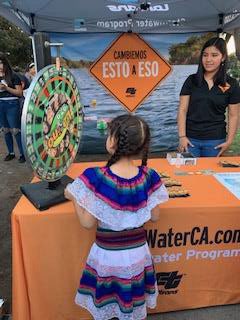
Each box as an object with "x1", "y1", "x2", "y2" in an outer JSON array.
[
  {"x1": 169, "y1": 32, "x2": 215, "y2": 64},
  {"x1": 0, "y1": 16, "x2": 32, "y2": 70},
  {"x1": 228, "y1": 54, "x2": 240, "y2": 83}
]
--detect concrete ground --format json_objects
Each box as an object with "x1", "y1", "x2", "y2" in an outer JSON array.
[{"x1": 0, "y1": 134, "x2": 239, "y2": 319}]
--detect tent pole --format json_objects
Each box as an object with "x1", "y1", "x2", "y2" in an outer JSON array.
[
  {"x1": 31, "y1": 35, "x2": 38, "y2": 72},
  {"x1": 225, "y1": 33, "x2": 231, "y2": 44},
  {"x1": 31, "y1": 32, "x2": 51, "y2": 71}
]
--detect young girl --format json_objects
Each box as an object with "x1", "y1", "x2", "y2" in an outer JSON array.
[
  {"x1": 178, "y1": 37, "x2": 240, "y2": 157},
  {"x1": 65, "y1": 114, "x2": 169, "y2": 320}
]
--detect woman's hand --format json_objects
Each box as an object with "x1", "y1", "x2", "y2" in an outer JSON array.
[
  {"x1": 215, "y1": 141, "x2": 231, "y2": 157},
  {"x1": 178, "y1": 137, "x2": 194, "y2": 153}
]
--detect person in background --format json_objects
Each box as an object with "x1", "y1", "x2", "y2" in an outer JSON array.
[
  {"x1": 64, "y1": 114, "x2": 169, "y2": 320},
  {"x1": 0, "y1": 55, "x2": 25, "y2": 163},
  {"x1": 13, "y1": 66, "x2": 30, "y2": 91},
  {"x1": 25, "y1": 62, "x2": 36, "y2": 83},
  {"x1": 178, "y1": 37, "x2": 240, "y2": 157},
  {"x1": 13, "y1": 66, "x2": 30, "y2": 113}
]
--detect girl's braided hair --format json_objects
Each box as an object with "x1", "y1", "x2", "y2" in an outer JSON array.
[{"x1": 106, "y1": 114, "x2": 150, "y2": 167}]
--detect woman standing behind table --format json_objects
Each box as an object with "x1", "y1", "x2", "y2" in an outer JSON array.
[
  {"x1": 178, "y1": 37, "x2": 240, "y2": 157},
  {"x1": 0, "y1": 55, "x2": 25, "y2": 162}
]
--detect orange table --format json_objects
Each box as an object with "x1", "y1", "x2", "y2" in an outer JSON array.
[{"x1": 12, "y1": 157, "x2": 240, "y2": 320}]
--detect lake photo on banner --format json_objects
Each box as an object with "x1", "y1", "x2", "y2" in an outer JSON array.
[{"x1": 73, "y1": 65, "x2": 197, "y2": 154}]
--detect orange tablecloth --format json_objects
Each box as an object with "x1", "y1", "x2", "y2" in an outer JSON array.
[{"x1": 12, "y1": 157, "x2": 240, "y2": 320}]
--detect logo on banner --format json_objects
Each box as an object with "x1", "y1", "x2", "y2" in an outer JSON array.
[
  {"x1": 106, "y1": 3, "x2": 169, "y2": 11},
  {"x1": 156, "y1": 271, "x2": 183, "y2": 294},
  {"x1": 90, "y1": 33, "x2": 172, "y2": 112},
  {"x1": 126, "y1": 87, "x2": 136, "y2": 96},
  {"x1": 109, "y1": 0, "x2": 139, "y2": 3}
]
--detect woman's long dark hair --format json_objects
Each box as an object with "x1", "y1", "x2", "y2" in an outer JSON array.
[
  {"x1": 0, "y1": 55, "x2": 13, "y2": 86},
  {"x1": 194, "y1": 37, "x2": 228, "y2": 87},
  {"x1": 106, "y1": 114, "x2": 150, "y2": 167}
]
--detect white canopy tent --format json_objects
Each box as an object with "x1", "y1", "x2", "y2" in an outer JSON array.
[
  {"x1": 0, "y1": 0, "x2": 240, "y2": 34},
  {"x1": 1, "y1": 0, "x2": 240, "y2": 69}
]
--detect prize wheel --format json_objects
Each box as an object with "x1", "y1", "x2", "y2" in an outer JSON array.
[{"x1": 21, "y1": 64, "x2": 83, "y2": 182}]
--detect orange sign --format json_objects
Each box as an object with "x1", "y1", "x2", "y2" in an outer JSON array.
[{"x1": 90, "y1": 33, "x2": 172, "y2": 112}]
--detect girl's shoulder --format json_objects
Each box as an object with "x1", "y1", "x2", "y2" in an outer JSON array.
[
  {"x1": 80, "y1": 166, "x2": 101, "y2": 177},
  {"x1": 78, "y1": 166, "x2": 106, "y2": 185},
  {"x1": 187, "y1": 73, "x2": 199, "y2": 86},
  {"x1": 180, "y1": 74, "x2": 198, "y2": 94},
  {"x1": 77, "y1": 165, "x2": 163, "y2": 211},
  {"x1": 220, "y1": 75, "x2": 240, "y2": 97},
  {"x1": 187, "y1": 73, "x2": 196, "y2": 80},
  {"x1": 143, "y1": 166, "x2": 162, "y2": 182},
  {"x1": 79, "y1": 165, "x2": 160, "y2": 183}
]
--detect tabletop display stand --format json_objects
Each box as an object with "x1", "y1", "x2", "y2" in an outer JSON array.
[{"x1": 20, "y1": 176, "x2": 73, "y2": 210}]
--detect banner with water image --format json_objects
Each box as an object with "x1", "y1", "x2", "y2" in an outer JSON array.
[{"x1": 50, "y1": 32, "x2": 211, "y2": 154}]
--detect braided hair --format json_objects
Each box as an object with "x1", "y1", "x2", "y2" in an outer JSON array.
[{"x1": 106, "y1": 114, "x2": 150, "y2": 167}]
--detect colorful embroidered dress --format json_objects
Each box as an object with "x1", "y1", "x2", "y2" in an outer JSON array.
[{"x1": 67, "y1": 166, "x2": 169, "y2": 320}]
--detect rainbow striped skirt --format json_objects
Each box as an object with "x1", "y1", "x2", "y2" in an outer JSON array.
[{"x1": 75, "y1": 227, "x2": 158, "y2": 320}]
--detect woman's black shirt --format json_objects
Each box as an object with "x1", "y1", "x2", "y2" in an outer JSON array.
[
  {"x1": 0, "y1": 73, "x2": 21, "y2": 99},
  {"x1": 180, "y1": 74, "x2": 240, "y2": 140}
]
